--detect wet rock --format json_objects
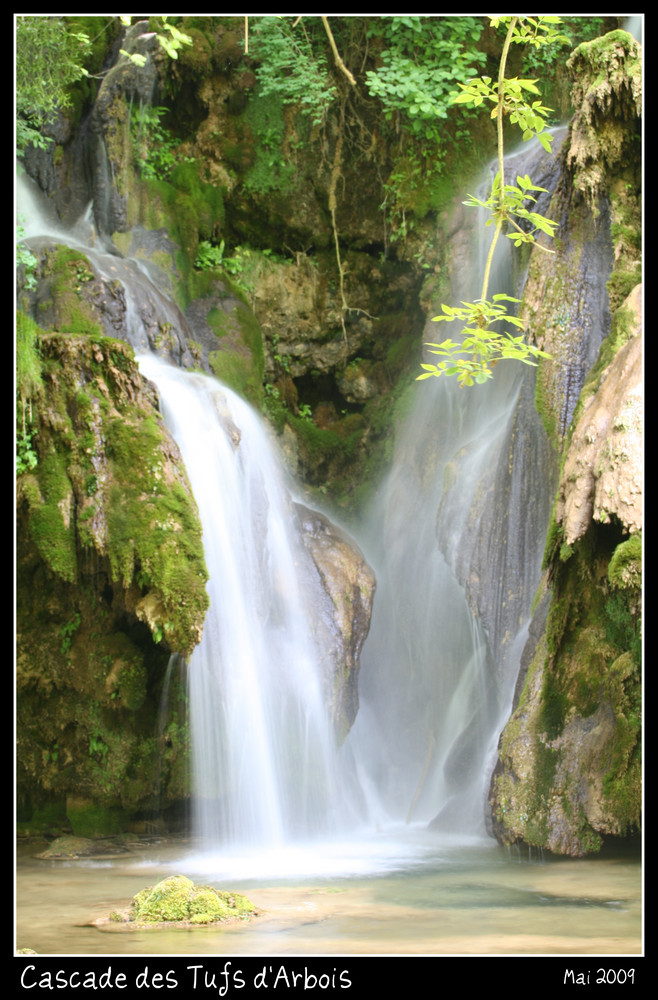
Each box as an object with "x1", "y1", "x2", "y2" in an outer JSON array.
[
  {"x1": 35, "y1": 835, "x2": 135, "y2": 859},
  {"x1": 295, "y1": 503, "x2": 376, "y2": 741}
]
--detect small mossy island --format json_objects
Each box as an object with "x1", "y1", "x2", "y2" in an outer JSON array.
[
  {"x1": 108, "y1": 875, "x2": 259, "y2": 927},
  {"x1": 16, "y1": 16, "x2": 641, "y2": 860}
]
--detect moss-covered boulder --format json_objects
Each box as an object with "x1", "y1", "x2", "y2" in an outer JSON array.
[
  {"x1": 115, "y1": 875, "x2": 258, "y2": 926},
  {"x1": 566, "y1": 30, "x2": 642, "y2": 210}
]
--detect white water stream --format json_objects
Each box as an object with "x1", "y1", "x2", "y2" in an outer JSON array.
[{"x1": 137, "y1": 355, "x2": 350, "y2": 850}]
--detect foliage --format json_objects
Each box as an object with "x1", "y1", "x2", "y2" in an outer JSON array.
[
  {"x1": 16, "y1": 223, "x2": 38, "y2": 291},
  {"x1": 16, "y1": 312, "x2": 44, "y2": 476},
  {"x1": 364, "y1": 17, "x2": 487, "y2": 240},
  {"x1": 131, "y1": 105, "x2": 193, "y2": 182},
  {"x1": 194, "y1": 239, "x2": 225, "y2": 271},
  {"x1": 420, "y1": 293, "x2": 549, "y2": 386},
  {"x1": 15, "y1": 16, "x2": 91, "y2": 154},
  {"x1": 16, "y1": 424, "x2": 38, "y2": 476},
  {"x1": 520, "y1": 16, "x2": 605, "y2": 77},
  {"x1": 119, "y1": 15, "x2": 192, "y2": 66},
  {"x1": 364, "y1": 17, "x2": 486, "y2": 143},
  {"x1": 452, "y1": 74, "x2": 556, "y2": 153},
  {"x1": 201, "y1": 243, "x2": 285, "y2": 299},
  {"x1": 249, "y1": 17, "x2": 337, "y2": 127},
  {"x1": 418, "y1": 16, "x2": 568, "y2": 387},
  {"x1": 60, "y1": 613, "x2": 82, "y2": 656}
]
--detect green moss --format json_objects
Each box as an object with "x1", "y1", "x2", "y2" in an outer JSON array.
[
  {"x1": 25, "y1": 447, "x2": 77, "y2": 582},
  {"x1": 18, "y1": 335, "x2": 208, "y2": 657},
  {"x1": 236, "y1": 306, "x2": 265, "y2": 382},
  {"x1": 606, "y1": 265, "x2": 642, "y2": 314},
  {"x1": 604, "y1": 591, "x2": 641, "y2": 665},
  {"x1": 17, "y1": 799, "x2": 68, "y2": 837},
  {"x1": 538, "y1": 671, "x2": 569, "y2": 740},
  {"x1": 242, "y1": 89, "x2": 296, "y2": 196},
  {"x1": 209, "y1": 351, "x2": 256, "y2": 404},
  {"x1": 608, "y1": 532, "x2": 641, "y2": 590},
  {"x1": 16, "y1": 312, "x2": 44, "y2": 401},
  {"x1": 111, "y1": 231, "x2": 133, "y2": 255},
  {"x1": 207, "y1": 301, "x2": 265, "y2": 406},
  {"x1": 129, "y1": 163, "x2": 225, "y2": 287},
  {"x1": 130, "y1": 875, "x2": 257, "y2": 925},
  {"x1": 66, "y1": 798, "x2": 129, "y2": 838},
  {"x1": 100, "y1": 634, "x2": 147, "y2": 711},
  {"x1": 44, "y1": 246, "x2": 103, "y2": 338},
  {"x1": 104, "y1": 413, "x2": 208, "y2": 653},
  {"x1": 206, "y1": 307, "x2": 230, "y2": 338}
]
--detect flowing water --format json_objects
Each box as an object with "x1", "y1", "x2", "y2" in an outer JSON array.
[
  {"x1": 136, "y1": 355, "x2": 354, "y2": 848},
  {"x1": 15, "y1": 42, "x2": 643, "y2": 960},
  {"x1": 348, "y1": 136, "x2": 563, "y2": 836},
  {"x1": 15, "y1": 834, "x2": 642, "y2": 956}
]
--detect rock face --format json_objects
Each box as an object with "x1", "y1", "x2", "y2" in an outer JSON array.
[
  {"x1": 555, "y1": 287, "x2": 642, "y2": 544},
  {"x1": 16, "y1": 331, "x2": 208, "y2": 835},
  {"x1": 489, "y1": 290, "x2": 642, "y2": 856},
  {"x1": 489, "y1": 31, "x2": 642, "y2": 856},
  {"x1": 295, "y1": 503, "x2": 376, "y2": 742}
]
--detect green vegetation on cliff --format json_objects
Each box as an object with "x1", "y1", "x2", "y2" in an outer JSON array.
[
  {"x1": 18, "y1": 331, "x2": 208, "y2": 653},
  {"x1": 15, "y1": 16, "x2": 91, "y2": 153},
  {"x1": 16, "y1": 330, "x2": 206, "y2": 833}
]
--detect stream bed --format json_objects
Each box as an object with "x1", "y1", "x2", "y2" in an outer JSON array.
[{"x1": 15, "y1": 829, "x2": 642, "y2": 957}]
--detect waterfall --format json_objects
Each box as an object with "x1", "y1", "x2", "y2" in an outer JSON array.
[
  {"x1": 137, "y1": 355, "x2": 347, "y2": 848},
  {"x1": 348, "y1": 137, "x2": 559, "y2": 837},
  {"x1": 16, "y1": 167, "x2": 356, "y2": 853},
  {"x1": 17, "y1": 93, "x2": 566, "y2": 859}
]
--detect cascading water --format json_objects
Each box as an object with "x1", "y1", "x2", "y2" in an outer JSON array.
[
  {"x1": 17, "y1": 102, "x2": 568, "y2": 867},
  {"x1": 18, "y1": 167, "x2": 361, "y2": 855},
  {"x1": 137, "y1": 354, "x2": 347, "y2": 849},
  {"x1": 348, "y1": 136, "x2": 562, "y2": 838},
  {"x1": 15, "y1": 26, "x2": 643, "y2": 956}
]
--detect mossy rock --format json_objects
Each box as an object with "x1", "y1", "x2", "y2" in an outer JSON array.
[
  {"x1": 66, "y1": 797, "x2": 130, "y2": 839},
  {"x1": 35, "y1": 834, "x2": 135, "y2": 859},
  {"x1": 121, "y1": 875, "x2": 259, "y2": 926}
]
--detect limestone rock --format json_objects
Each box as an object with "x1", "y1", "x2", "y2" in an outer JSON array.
[{"x1": 555, "y1": 286, "x2": 642, "y2": 544}]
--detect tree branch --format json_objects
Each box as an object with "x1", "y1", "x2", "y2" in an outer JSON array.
[{"x1": 321, "y1": 16, "x2": 356, "y2": 86}]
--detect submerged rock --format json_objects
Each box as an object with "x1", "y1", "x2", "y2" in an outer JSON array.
[{"x1": 35, "y1": 835, "x2": 135, "y2": 860}]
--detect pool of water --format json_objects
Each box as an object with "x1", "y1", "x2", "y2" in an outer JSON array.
[{"x1": 15, "y1": 827, "x2": 642, "y2": 958}]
